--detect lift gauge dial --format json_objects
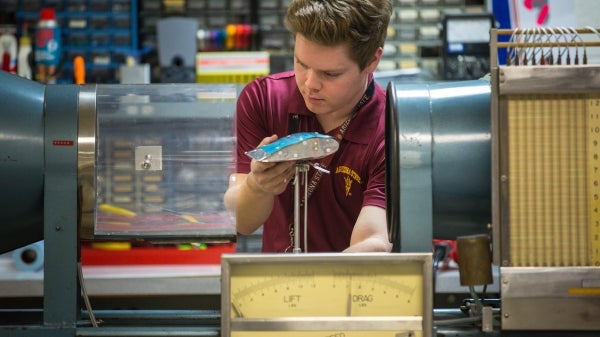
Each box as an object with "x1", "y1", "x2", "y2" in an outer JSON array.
[{"x1": 221, "y1": 253, "x2": 432, "y2": 337}]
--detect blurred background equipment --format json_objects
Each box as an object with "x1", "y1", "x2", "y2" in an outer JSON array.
[
  {"x1": 441, "y1": 13, "x2": 494, "y2": 80},
  {"x1": 156, "y1": 17, "x2": 197, "y2": 83}
]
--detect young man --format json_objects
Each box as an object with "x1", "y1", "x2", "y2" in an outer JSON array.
[{"x1": 224, "y1": 0, "x2": 393, "y2": 253}]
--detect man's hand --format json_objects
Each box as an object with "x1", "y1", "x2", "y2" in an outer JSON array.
[
  {"x1": 246, "y1": 135, "x2": 297, "y2": 196},
  {"x1": 224, "y1": 135, "x2": 297, "y2": 235}
]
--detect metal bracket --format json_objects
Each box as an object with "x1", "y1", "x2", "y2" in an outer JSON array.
[{"x1": 135, "y1": 146, "x2": 162, "y2": 171}]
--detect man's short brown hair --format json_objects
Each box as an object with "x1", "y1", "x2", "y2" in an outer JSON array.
[{"x1": 284, "y1": 0, "x2": 393, "y2": 70}]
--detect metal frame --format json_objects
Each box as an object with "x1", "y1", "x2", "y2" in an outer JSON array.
[
  {"x1": 490, "y1": 28, "x2": 600, "y2": 331},
  {"x1": 44, "y1": 84, "x2": 81, "y2": 335},
  {"x1": 490, "y1": 28, "x2": 600, "y2": 266}
]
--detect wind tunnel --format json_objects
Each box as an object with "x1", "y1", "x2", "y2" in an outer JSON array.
[
  {"x1": 386, "y1": 78, "x2": 491, "y2": 252},
  {"x1": 0, "y1": 70, "x2": 237, "y2": 254}
]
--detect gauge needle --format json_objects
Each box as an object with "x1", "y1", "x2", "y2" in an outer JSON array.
[
  {"x1": 346, "y1": 276, "x2": 352, "y2": 316},
  {"x1": 346, "y1": 293, "x2": 352, "y2": 316}
]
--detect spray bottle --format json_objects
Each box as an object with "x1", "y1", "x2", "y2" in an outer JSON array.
[{"x1": 34, "y1": 8, "x2": 61, "y2": 83}]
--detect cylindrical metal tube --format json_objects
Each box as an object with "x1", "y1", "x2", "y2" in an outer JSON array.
[
  {"x1": 0, "y1": 71, "x2": 45, "y2": 253},
  {"x1": 386, "y1": 79, "x2": 491, "y2": 252},
  {"x1": 457, "y1": 234, "x2": 493, "y2": 286}
]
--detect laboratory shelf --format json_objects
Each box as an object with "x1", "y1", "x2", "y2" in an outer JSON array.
[{"x1": 13, "y1": 0, "x2": 139, "y2": 83}]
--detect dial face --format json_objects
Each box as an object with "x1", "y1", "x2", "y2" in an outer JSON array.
[
  {"x1": 222, "y1": 253, "x2": 432, "y2": 337},
  {"x1": 230, "y1": 262, "x2": 423, "y2": 318}
]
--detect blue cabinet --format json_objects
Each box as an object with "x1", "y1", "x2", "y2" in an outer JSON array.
[{"x1": 15, "y1": 0, "x2": 138, "y2": 83}]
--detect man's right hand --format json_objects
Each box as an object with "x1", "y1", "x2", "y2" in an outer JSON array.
[{"x1": 246, "y1": 135, "x2": 297, "y2": 196}]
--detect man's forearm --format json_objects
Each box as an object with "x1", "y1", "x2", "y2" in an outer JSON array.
[
  {"x1": 343, "y1": 237, "x2": 392, "y2": 253},
  {"x1": 233, "y1": 176, "x2": 274, "y2": 234}
]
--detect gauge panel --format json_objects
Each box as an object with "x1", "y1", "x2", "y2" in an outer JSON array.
[{"x1": 221, "y1": 253, "x2": 432, "y2": 337}]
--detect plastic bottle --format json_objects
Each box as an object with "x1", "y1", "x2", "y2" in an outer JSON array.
[
  {"x1": 73, "y1": 55, "x2": 85, "y2": 84},
  {"x1": 17, "y1": 26, "x2": 32, "y2": 79},
  {"x1": 0, "y1": 30, "x2": 17, "y2": 74},
  {"x1": 34, "y1": 8, "x2": 61, "y2": 83}
]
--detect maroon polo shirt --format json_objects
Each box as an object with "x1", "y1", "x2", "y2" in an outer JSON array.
[{"x1": 235, "y1": 70, "x2": 386, "y2": 252}]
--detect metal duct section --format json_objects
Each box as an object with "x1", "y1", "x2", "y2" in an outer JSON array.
[
  {"x1": 0, "y1": 71, "x2": 45, "y2": 253},
  {"x1": 386, "y1": 79, "x2": 491, "y2": 252}
]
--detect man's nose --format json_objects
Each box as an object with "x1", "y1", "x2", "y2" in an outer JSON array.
[{"x1": 304, "y1": 70, "x2": 321, "y2": 90}]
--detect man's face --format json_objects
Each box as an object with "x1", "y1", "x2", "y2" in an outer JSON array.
[{"x1": 293, "y1": 34, "x2": 372, "y2": 119}]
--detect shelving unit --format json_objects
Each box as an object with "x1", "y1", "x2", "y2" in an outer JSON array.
[
  {"x1": 139, "y1": 0, "x2": 254, "y2": 52},
  {"x1": 2, "y1": 0, "x2": 487, "y2": 83},
  {"x1": 256, "y1": 0, "x2": 486, "y2": 78},
  {"x1": 12, "y1": 0, "x2": 139, "y2": 83},
  {"x1": 384, "y1": 0, "x2": 486, "y2": 78}
]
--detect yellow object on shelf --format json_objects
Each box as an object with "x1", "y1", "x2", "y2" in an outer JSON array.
[
  {"x1": 90, "y1": 242, "x2": 131, "y2": 250},
  {"x1": 196, "y1": 51, "x2": 270, "y2": 84},
  {"x1": 98, "y1": 203, "x2": 136, "y2": 217}
]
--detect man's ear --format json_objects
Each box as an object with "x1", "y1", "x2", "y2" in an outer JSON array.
[{"x1": 366, "y1": 47, "x2": 384, "y2": 73}]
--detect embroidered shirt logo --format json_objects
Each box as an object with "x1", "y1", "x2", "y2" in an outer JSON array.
[
  {"x1": 344, "y1": 176, "x2": 353, "y2": 196},
  {"x1": 335, "y1": 165, "x2": 361, "y2": 197}
]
